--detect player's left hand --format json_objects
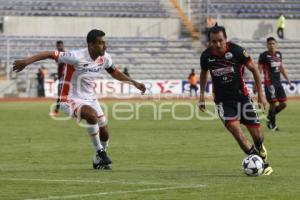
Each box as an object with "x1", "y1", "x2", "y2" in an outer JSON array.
[
  {"x1": 257, "y1": 94, "x2": 267, "y2": 111},
  {"x1": 134, "y1": 82, "x2": 146, "y2": 95},
  {"x1": 13, "y1": 59, "x2": 28, "y2": 72}
]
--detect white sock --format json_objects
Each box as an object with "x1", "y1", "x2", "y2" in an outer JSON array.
[
  {"x1": 89, "y1": 132, "x2": 103, "y2": 152},
  {"x1": 100, "y1": 140, "x2": 109, "y2": 151}
]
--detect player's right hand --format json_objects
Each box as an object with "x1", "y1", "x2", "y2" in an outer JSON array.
[
  {"x1": 13, "y1": 60, "x2": 28, "y2": 72},
  {"x1": 198, "y1": 94, "x2": 206, "y2": 112},
  {"x1": 257, "y1": 94, "x2": 267, "y2": 111},
  {"x1": 134, "y1": 82, "x2": 146, "y2": 95},
  {"x1": 198, "y1": 101, "x2": 206, "y2": 112}
]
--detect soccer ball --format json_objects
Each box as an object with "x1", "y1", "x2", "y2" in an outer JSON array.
[{"x1": 242, "y1": 154, "x2": 264, "y2": 176}]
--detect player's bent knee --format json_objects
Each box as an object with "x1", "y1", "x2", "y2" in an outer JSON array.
[
  {"x1": 98, "y1": 115, "x2": 107, "y2": 127},
  {"x1": 80, "y1": 106, "x2": 98, "y2": 124},
  {"x1": 86, "y1": 123, "x2": 99, "y2": 135}
]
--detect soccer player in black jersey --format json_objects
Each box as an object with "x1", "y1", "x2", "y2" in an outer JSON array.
[
  {"x1": 199, "y1": 25, "x2": 273, "y2": 175},
  {"x1": 258, "y1": 37, "x2": 291, "y2": 131}
]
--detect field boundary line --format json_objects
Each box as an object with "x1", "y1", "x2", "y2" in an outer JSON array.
[
  {"x1": 24, "y1": 184, "x2": 208, "y2": 200},
  {"x1": 0, "y1": 177, "x2": 182, "y2": 186},
  {"x1": 1, "y1": 96, "x2": 300, "y2": 103}
]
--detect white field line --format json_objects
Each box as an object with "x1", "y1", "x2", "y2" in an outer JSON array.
[
  {"x1": 0, "y1": 177, "x2": 180, "y2": 186},
  {"x1": 24, "y1": 184, "x2": 207, "y2": 200}
]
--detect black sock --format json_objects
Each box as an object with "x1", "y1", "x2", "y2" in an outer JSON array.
[
  {"x1": 275, "y1": 104, "x2": 286, "y2": 114},
  {"x1": 55, "y1": 99, "x2": 60, "y2": 112},
  {"x1": 254, "y1": 142, "x2": 262, "y2": 151},
  {"x1": 268, "y1": 109, "x2": 276, "y2": 125},
  {"x1": 247, "y1": 145, "x2": 258, "y2": 155}
]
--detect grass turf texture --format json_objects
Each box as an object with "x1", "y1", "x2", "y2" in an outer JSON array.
[{"x1": 0, "y1": 100, "x2": 299, "y2": 200}]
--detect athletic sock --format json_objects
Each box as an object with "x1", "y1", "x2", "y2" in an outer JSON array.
[
  {"x1": 275, "y1": 104, "x2": 286, "y2": 114},
  {"x1": 268, "y1": 109, "x2": 276, "y2": 125},
  {"x1": 247, "y1": 145, "x2": 258, "y2": 155},
  {"x1": 90, "y1": 132, "x2": 103, "y2": 152},
  {"x1": 100, "y1": 140, "x2": 109, "y2": 151}
]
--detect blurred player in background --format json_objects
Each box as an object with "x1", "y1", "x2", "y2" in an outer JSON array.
[
  {"x1": 277, "y1": 14, "x2": 285, "y2": 39},
  {"x1": 188, "y1": 68, "x2": 198, "y2": 97},
  {"x1": 13, "y1": 29, "x2": 146, "y2": 170},
  {"x1": 199, "y1": 24, "x2": 273, "y2": 175},
  {"x1": 258, "y1": 37, "x2": 291, "y2": 131},
  {"x1": 50, "y1": 40, "x2": 66, "y2": 116}
]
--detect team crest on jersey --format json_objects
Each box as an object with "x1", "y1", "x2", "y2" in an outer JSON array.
[
  {"x1": 225, "y1": 52, "x2": 233, "y2": 59},
  {"x1": 96, "y1": 57, "x2": 104, "y2": 65}
]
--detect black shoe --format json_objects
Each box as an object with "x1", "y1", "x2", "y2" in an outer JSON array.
[
  {"x1": 93, "y1": 150, "x2": 112, "y2": 170},
  {"x1": 271, "y1": 126, "x2": 279, "y2": 132},
  {"x1": 262, "y1": 162, "x2": 273, "y2": 175},
  {"x1": 267, "y1": 120, "x2": 274, "y2": 130},
  {"x1": 267, "y1": 121, "x2": 279, "y2": 131}
]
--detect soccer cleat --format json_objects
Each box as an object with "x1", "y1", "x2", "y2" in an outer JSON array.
[
  {"x1": 262, "y1": 163, "x2": 273, "y2": 175},
  {"x1": 257, "y1": 144, "x2": 268, "y2": 161},
  {"x1": 93, "y1": 150, "x2": 112, "y2": 170},
  {"x1": 271, "y1": 126, "x2": 279, "y2": 132},
  {"x1": 266, "y1": 120, "x2": 274, "y2": 130},
  {"x1": 267, "y1": 121, "x2": 279, "y2": 132}
]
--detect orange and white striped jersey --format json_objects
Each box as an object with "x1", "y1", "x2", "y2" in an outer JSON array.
[{"x1": 53, "y1": 48, "x2": 115, "y2": 101}]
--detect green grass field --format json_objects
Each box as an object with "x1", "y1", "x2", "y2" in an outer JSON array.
[{"x1": 0, "y1": 100, "x2": 299, "y2": 200}]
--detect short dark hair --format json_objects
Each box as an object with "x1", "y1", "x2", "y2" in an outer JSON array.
[
  {"x1": 207, "y1": 24, "x2": 227, "y2": 40},
  {"x1": 87, "y1": 29, "x2": 105, "y2": 44},
  {"x1": 266, "y1": 37, "x2": 276, "y2": 43},
  {"x1": 56, "y1": 40, "x2": 63, "y2": 45}
]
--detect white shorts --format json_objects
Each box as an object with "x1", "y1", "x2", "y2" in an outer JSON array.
[{"x1": 60, "y1": 98, "x2": 107, "y2": 126}]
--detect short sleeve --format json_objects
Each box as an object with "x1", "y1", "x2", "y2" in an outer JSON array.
[
  {"x1": 200, "y1": 53, "x2": 209, "y2": 71},
  {"x1": 55, "y1": 51, "x2": 78, "y2": 65},
  {"x1": 104, "y1": 53, "x2": 116, "y2": 73},
  {"x1": 258, "y1": 53, "x2": 264, "y2": 65},
  {"x1": 238, "y1": 47, "x2": 252, "y2": 65},
  {"x1": 279, "y1": 52, "x2": 283, "y2": 60}
]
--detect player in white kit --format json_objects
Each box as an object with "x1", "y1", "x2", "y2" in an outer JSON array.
[{"x1": 13, "y1": 29, "x2": 146, "y2": 169}]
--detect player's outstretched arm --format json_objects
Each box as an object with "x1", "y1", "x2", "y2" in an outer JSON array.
[
  {"x1": 198, "y1": 69, "x2": 208, "y2": 112},
  {"x1": 245, "y1": 61, "x2": 267, "y2": 109},
  {"x1": 13, "y1": 51, "x2": 55, "y2": 72},
  {"x1": 280, "y1": 64, "x2": 291, "y2": 85},
  {"x1": 108, "y1": 68, "x2": 146, "y2": 94},
  {"x1": 253, "y1": 64, "x2": 263, "y2": 94}
]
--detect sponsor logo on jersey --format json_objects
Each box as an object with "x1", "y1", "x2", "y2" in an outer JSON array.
[
  {"x1": 62, "y1": 52, "x2": 72, "y2": 57},
  {"x1": 208, "y1": 58, "x2": 215, "y2": 62},
  {"x1": 270, "y1": 61, "x2": 281, "y2": 68},
  {"x1": 211, "y1": 66, "x2": 234, "y2": 77},
  {"x1": 80, "y1": 67, "x2": 102, "y2": 73}
]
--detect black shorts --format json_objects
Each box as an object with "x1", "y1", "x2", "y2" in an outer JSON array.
[
  {"x1": 216, "y1": 96, "x2": 260, "y2": 127},
  {"x1": 264, "y1": 84, "x2": 287, "y2": 103},
  {"x1": 190, "y1": 84, "x2": 198, "y2": 91}
]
